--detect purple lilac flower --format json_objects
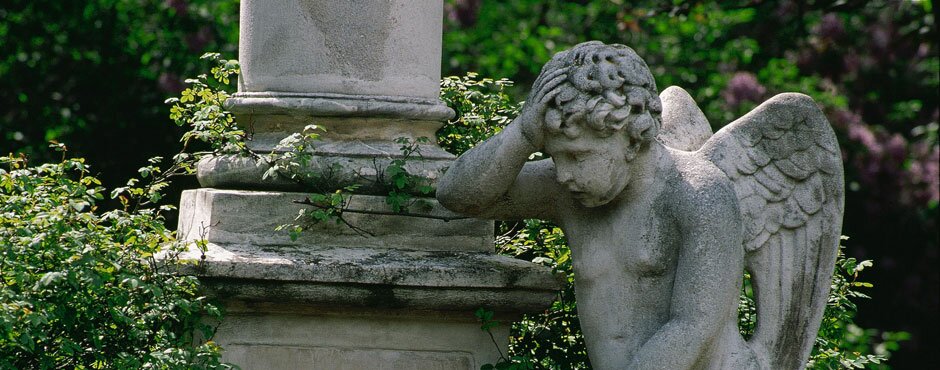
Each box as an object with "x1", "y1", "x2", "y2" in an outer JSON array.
[
  {"x1": 165, "y1": 0, "x2": 187, "y2": 16},
  {"x1": 722, "y1": 72, "x2": 766, "y2": 108},
  {"x1": 815, "y1": 13, "x2": 845, "y2": 41}
]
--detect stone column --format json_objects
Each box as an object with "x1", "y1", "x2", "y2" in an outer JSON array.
[{"x1": 176, "y1": 1, "x2": 560, "y2": 368}]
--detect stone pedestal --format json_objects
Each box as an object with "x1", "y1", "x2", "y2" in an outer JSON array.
[
  {"x1": 177, "y1": 190, "x2": 558, "y2": 368},
  {"x1": 177, "y1": 1, "x2": 560, "y2": 368},
  {"x1": 198, "y1": 0, "x2": 456, "y2": 193},
  {"x1": 216, "y1": 307, "x2": 509, "y2": 369}
]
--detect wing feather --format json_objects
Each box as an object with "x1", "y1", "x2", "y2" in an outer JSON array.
[
  {"x1": 657, "y1": 86, "x2": 714, "y2": 151},
  {"x1": 774, "y1": 157, "x2": 813, "y2": 180},
  {"x1": 697, "y1": 93, "x2": 844, "y2": 369},
  {"x1": 763, "y1": 126, "x2": 788, "y2": 140},
  {"x1": 747, "y1": 146, "x2": 773, "y2": 167},
  {"x1": 794, "y1": 174, "x2": 824, "y2": 214}
]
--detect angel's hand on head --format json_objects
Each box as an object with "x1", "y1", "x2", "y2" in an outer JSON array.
[{"x1": 518, "y1": 66, "x2": 569, "y2": 149}]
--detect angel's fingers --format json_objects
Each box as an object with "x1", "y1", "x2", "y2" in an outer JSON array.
[
  {"x1": 533, "y1": 66, "x2": 570, "y2": 92},
  {"x1": 534, "y1": 74, "x2": 568, "y2": 102},
  {"x1": 538, "y1": 88, "x2": 562, "y2": 106}
]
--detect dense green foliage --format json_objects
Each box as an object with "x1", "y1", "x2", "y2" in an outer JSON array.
[
  {"x1": 0, "y1": 0, "x2": 238, "y2": 196},
  {"x1": 0, "y1": 54, "x2": 244, "y2": 369},
  {"x1": 0, "y1": 148, "x2": 229, "y2": 368}
]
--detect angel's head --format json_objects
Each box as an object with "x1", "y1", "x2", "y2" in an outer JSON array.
[
  {"x1": 542, "y1": 41, "x2": 663, "y2": 160},
  {"x1": 539, "y1": 42, "x2": 663, "y2": 207}
]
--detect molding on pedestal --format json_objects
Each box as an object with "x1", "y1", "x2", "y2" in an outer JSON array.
[
  {"x1": 195, "y1": 149, "x2": 453, "y2": 193},
  {"x1": 226, "y1": 92, "x2": 455, "y2": 121},
  {"x1": 180, "y1": 243, "x2": 561, "y2": 314},
  {"x1": 178, "y1": 189, "x2": 493, "y2": 252}
]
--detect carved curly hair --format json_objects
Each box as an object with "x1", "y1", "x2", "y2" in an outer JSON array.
[{"x1": 542, "y1": 41, "x2": 662, "y2": 159}]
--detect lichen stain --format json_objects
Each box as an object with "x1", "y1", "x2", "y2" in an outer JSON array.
[
  {"x1": 364, "y1": 285, "x2": 404, "y2": 308},
  {"x1": 301, "y1": 1, "x2": 392, "y2": 81}
]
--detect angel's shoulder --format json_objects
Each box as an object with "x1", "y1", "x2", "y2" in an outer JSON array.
[
  {"x1": 666, "y1": 151, "x2": 740, "y2": 220},
  {"x1": 670, "y1": 150, "x2": 734, "y2": 193}
]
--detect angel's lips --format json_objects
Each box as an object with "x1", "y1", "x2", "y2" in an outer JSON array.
[{"x1": 568, "y1": 189, "x2": 591, "y2": 201}]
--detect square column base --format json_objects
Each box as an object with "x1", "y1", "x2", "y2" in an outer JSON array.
[
  {"x1": 216, "y1": 305, "x2": 510, "y2": 369},
  {"x1": 176, "y1": 189, "x2": 561, "y2": 369}
]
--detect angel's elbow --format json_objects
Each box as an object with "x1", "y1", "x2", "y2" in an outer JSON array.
[
  {"x1": 436, "y1": 184, "x2": 466, "y2": 212},
  {"x1": 436, "y1": 178, "x2": 480, "y2": 215}
]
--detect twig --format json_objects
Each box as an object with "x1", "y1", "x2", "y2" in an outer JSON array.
[{"x1": 294, "y1": 198, "x2": 471, "y2": 222}]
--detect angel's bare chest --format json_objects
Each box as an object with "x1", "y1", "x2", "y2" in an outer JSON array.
[{"x1": 564, "y1": 203, "x2": 681, "y2": 283}]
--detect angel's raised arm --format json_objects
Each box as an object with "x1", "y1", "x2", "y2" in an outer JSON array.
[
  {"x1": 437, "y1": 67, "x2": 571, "y2": 221},
  {"x1": 436, "y1": 120, "x2": 567, "y2": 221}
]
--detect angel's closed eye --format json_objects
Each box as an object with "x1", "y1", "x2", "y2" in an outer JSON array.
[{"x1": 568, "y1": 151, "x2": 593, "y2": 162}]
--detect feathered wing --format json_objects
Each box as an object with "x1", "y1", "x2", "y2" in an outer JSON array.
[
  {"x1": 657, "y1": 86, "x2": 713, "y2": 151},
  {"x1": 697, "y1": 93, "x2": 844, "y2": 369}
]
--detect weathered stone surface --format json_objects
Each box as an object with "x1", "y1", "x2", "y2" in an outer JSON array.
[
  {"x1": 658, "y1": 85, "x2": 713, "y2": 151},
  {"x1": 237, "y1": 0, "x2": 444, "y2": 99},
  {"x1": 226, "y1": 93, "x2": 455, "y2": 121},
  {"x1": 179, "y1": 1, "x2": 562, "y2": 368},
  {"x1": 195, "y1": 148, "x2": 453, "y2": 194},
  {"x1": 213, "y1": 1, "x2": 456, "y2": 191},
  {"x1": 177, "y1": 242, "x2": 560, "y2": 312},
  {"x1": 178, "y1": 189, "x2": 493, "y2": 252},
  {"x1": 437, "y1": 41, "x2": 844, "y2": 370},
  {"x1": 175, "y1": 188, "x2": 562, "y2": 368},
  {"x1": 214, "y1": 309, "x2": 509, "y2": 369}
]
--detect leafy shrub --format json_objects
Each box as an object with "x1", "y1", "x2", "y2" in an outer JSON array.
[
  {"x1": 0, "y1": 53, "x2": 242, "y2": 369},
  {"x1": 0, "y1": 0, "x2": 240, "y2": 191},
  {"x1": 805, "y1": 240, "x2": 910, "y2": 369},
  {"x1": 439, "y1": 73, "x2": 520, "y2": 156},
  {"x1": 0, "y1": 146, "x2": 230, "y2": 369}
]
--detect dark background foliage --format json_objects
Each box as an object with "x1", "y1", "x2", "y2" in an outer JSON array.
[
  {"x1": 0, "y1": 0, "x2": 237, "y2": 204},
  {"x1": 1, "y1": 0, "x2": 936, "y2": 367}
]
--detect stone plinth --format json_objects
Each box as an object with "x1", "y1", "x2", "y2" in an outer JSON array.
[
  {"x1": 215, "y1": 307, "x2": 509, "y2": 370},
  {"x1": 177, "y1": 190, "x2": 561, "y2": 368},
  {"x1": 178, "y1": 1, "x2": 562, "y2": 368},
  {"x1": 201, "y1": 0, "x2": 455, "y2": 192},
  {"x1": 178, "y1": 189, "x2": 494, "y2": 252}
]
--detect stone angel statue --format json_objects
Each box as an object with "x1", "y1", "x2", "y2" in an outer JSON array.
[{"x1": 437, "y1": 41, "x2": 844, "y2": 369}]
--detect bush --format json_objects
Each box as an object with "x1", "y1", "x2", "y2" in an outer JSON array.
[
  {"x1": 0, "y1": 0, "x2": 239, "y2": 192},
  {"x1": 0, "y1": 145, "x2": 229, "y2": 368}
]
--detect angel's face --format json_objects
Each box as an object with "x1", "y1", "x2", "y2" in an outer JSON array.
[{"x1": 545, "y1": 130, "x2": 632, "y2": 207}]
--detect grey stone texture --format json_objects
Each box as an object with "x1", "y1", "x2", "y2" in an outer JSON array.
[
  {"x1": 237, "y1": 0, "x2": 443, "y2": 99},
  {"x1": 177, "y1": 1, "x2": 562, "y2": 368},
  {"x1": 178, "y1": 190, "x2": 493, "y2": 252},
  {"x1": 213, "y1": 307, "x2": 508, "y2": 370},
  {"x1": 177, "y1": 190, "x2": 561, "y2": 368},
  {"x1": 437, "y1": 41, "x2": 844, "y2": 370},
  {"x1": 211, "y1": 0, "x2": 456, "y2": 192},
  {"x1": 658, "y1": 85, "x2": 713, "y2": 151}
]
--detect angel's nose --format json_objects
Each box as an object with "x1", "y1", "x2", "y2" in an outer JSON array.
[{"x1": 556, "y1": 168, "x2": 574, "y2": 185}]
